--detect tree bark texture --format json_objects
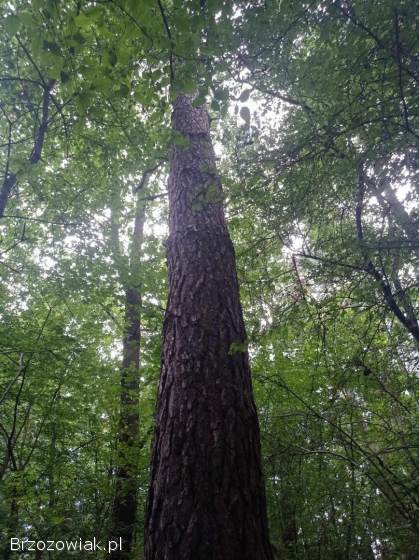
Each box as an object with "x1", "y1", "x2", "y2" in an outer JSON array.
[{"x1": 144, "y1": 95, "x2": 273, "y2": 560}]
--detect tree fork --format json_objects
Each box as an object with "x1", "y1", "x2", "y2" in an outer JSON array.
[{"x1": 144, "y1": 94, "x2": 273, "y2": 560}]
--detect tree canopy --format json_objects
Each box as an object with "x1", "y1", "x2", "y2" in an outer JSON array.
[{"x1": 0, "y1": 1, "x2": 418, "y2": 559}]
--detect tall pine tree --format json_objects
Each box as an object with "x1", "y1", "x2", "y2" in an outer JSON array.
[{"x1": 144, "y1": 94, "x2": 273, "y2": 559}]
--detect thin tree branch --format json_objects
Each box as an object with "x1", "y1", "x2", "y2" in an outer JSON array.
[{"x1": 357, "y1": 163, "x2": 419, "y2": 343}]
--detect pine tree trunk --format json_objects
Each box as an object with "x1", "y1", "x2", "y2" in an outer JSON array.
[{"x1": 144, "y1": 95, "x2": 273, "y2": 560}]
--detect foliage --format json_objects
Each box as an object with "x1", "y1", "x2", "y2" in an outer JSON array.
[{"x1": 0, "y1": 1, "x2": 417, "y2": 559}]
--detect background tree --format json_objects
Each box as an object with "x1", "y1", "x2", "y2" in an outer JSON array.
[{"x1": 0, "y1": 1, "x2": 417, "y2": 559}]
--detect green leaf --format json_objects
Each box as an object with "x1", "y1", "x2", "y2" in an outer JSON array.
[
  {"x1": 4, "y1": 14, "x2": 20, "y2": 36},
  {"x1": 192, "y1": 95, "x2": 206, "y2": 107},
  {"x1": 109, "y1": 49, "x2": 117, "y2": 67},
  {"x1": 40, "y1": 52, "x2": 64, "y2": 80},
  {"x1": 173, "y1": 131, "x2": 190, "y2": 148},
  {"x1": 75, "y1": 13, "x2": 90, "y2": 29},
  {"x1": 60, "y1": 70, "x2": 70, "y2": 83},
  {"x1": 72, "y1": 31, "x2": 86, "y2": 45},
  {"x1": 177, "y1": 79, "x2": 196, "y2": 95},
  {"x1": 117, "y1": 47, "x2": 130, "y2": 67},
  {"x1": 20, "y1": 11, "x2": 34, "y2": 28},
  {"x1": 229, "y1": 340, "x2": 248, "y2": 355},
  {"x1": 119, "y1": 83, "x2": 130, "y2": 96},
  {"x1": 77, "y1": 91, "x2": 90, "y2": 111}
]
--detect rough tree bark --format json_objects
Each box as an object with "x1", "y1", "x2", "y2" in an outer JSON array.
[{"x1": 144, "y1": 95, "x2": 273, "y2": 560}]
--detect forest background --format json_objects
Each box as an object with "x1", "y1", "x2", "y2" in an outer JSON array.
[{"x1": 0, "y1": 0, "x2": 418, "y2": 558}]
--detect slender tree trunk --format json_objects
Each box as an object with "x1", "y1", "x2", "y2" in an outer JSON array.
[
  {"x1": 109, "y1": 192, "x2": 145, "y2": 559},
  {"x1": 144, "y1": 94, "x2": 273, "y2": 560},
  {"x1": 109, "y1": 288, "x2": 141, "y2": 559}
]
